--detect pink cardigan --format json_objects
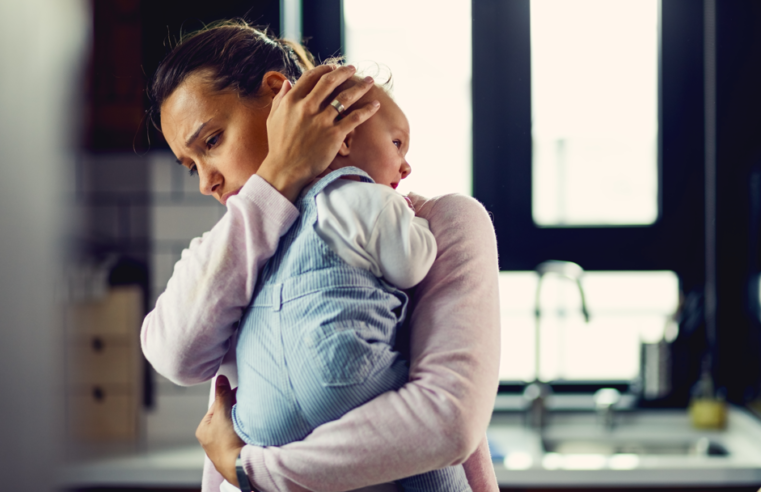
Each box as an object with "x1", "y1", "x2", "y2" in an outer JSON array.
[{"x1": 141, "y1": 175, "x2": 501, "y2": 492}]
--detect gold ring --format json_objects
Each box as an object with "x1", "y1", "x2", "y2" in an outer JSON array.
[{"x1": 330, "y1": 99, "x2": 346, "y2": 115}]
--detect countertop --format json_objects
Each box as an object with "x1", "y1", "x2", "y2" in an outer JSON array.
[{"x1": 59, "y1": 401, "x2": 761, "y2": 489}]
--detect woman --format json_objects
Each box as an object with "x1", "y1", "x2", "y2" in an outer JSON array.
[{"x1": 141, "y1": 21, "x2": 501, "y2": 492}]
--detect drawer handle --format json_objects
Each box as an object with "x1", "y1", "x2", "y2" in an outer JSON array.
[
  {"x1": 92, "y1": 386, "x2": 105, "y2": 402},
  {"x1": 91, "y1": 337, "x2": 104, "y2": 352}
]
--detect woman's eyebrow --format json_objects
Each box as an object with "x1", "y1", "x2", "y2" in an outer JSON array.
[{"x1": 184, "y1": 118, "x2": 213, "y2": 147}]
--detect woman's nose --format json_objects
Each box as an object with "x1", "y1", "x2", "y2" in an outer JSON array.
[
  {"x1": 198, "y1": 166, "x2": 222, "y2": 197},
  {"x1": 400, "y1": 160, "x2": 412, "y2": 179}
]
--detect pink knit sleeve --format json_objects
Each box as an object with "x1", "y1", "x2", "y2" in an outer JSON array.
[
  {"x1": 239, "y1": 193, "x2": 501, "y2": 492},
  {"x1": 463, "y1": 436, "x2": 499, "y2": 492},
  {"x1": 140, "y1": 174, "x2": 299, "y2": 386}
]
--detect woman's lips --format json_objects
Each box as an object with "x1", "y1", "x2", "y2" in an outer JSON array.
[{"x1": 221, "y1": 188, "x2": 242, "y2": 205}]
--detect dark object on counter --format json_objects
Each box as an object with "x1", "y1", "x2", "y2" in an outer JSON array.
[
  {"x1": 638, "y1": 340, "x2": 672, "y2": 401},
  {"x1": 638, "y1": 289, "x2": 706, "y2": 408}
]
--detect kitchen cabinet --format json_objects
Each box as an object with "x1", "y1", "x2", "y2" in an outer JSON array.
[{"x1": 65, "y1": 286, "x2": 143, "y2": 440}]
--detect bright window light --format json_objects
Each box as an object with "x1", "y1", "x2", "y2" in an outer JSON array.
[
  {"x1": 343, "y1": 0, "x2": 472, "y2": 197},
  {"x1": 498, "y1": 270, "x2": 679, "y2": 382},
  {"x1": 531, "y1": 0, "x2": 659, "y2": 226}
]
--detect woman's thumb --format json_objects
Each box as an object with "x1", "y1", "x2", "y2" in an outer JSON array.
[
  {"x1": 215, "y1": 374, "x2": 233, "y2": 400},
  {"x1": 272, "y1": 79, "x2": 291, "y2": 112}
]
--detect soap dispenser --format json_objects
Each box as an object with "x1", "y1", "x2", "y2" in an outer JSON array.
[{"x1": 688, "y1": 356, "x2": 727, "y2": 429}]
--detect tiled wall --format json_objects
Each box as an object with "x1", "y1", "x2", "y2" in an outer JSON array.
[
  {"x1": 147, "y1": 150, "x2": 227, "y2": 306},
  {"x1": 148, "y1": 151, "x2": 226, "y2": 445},
  {"x1": 76, "y1": 151, "x2": 226, "y2": 445},
  {"x1": 74, "y1": 152, "x2": 151, "y2": 263}
]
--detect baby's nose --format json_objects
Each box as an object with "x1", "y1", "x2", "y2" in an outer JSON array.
[{"x1": 401, "y1": 161, "x2": 412, "y2": 179}]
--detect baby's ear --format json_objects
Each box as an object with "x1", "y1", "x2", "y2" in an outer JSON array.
[{"x1": 337, "y1": 130, "x2": 355, "y2": 157}]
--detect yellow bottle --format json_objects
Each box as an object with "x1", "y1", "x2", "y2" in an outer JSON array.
[{"x1": 688, "y1": 367, "x2": 726, "y2": 429}]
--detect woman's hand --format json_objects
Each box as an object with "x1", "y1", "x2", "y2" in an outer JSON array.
[
  {"x1": 256, "y1": 65, "x2": 380, "y2": 202},
  {"x1": 196, "y1": 375, "x2": 246, "y2": 487}
]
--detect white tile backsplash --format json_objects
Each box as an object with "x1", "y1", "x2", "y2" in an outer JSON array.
[
  {"x1": 152, "y1": 204, "x2": 222, "y2": 242},
  {"x1": 88, "y1": 204, "x2": 120, "y2": 240},
  {"x1": 149, "y1": 151, "x2": 175, "y2": 194},
  {"x1": 77, "y1": 151, "x2": 231, "y2": 445},
  {"x1": 80, "y1": 153, "x2": 150, "y2": 194},
  {"x1": 148, "y1": 149, "x2": 212, "y2": 197}
]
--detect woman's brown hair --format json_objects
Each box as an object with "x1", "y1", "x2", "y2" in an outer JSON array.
[{"x1": 148, "y1": 19, "x2": 315, "y2": 130}]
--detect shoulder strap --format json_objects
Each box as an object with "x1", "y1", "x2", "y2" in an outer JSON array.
[{"x1": 303, "y1": 166, "x2": 374, "y2": 202}]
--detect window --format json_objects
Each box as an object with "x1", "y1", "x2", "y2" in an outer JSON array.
[
  {"x1": 342, "y1": 0, "x2": 472, "y2": 198},
  {"x1": 531, "y1": 0, "x2": 659, "y2": 226},
  {"x1": 473, "y1": 0, "x2": 706, "y2": 384},
  {"x1": 498, "y1": 270, "x2": 678, "y2": 382}
]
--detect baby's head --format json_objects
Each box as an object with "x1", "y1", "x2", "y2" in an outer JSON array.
[{"x1": 328, "y1": 76, "x2": 411, "y2": 189}]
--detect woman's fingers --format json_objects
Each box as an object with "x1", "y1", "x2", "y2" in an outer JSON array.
[
  {"x1": 257, "y1": 64, "x2": 380, "y2": 202},
  {"x1": 306, "y1": 65, "x2": 359, "y2": 110},
  {"x1": 215, "y1": 375, "x2": 234, "y2": 409},
  {"x1": 322, "y1": 75, "x2": 375, "y2": 115},
  {"x1": 195, "y1": 374, "x2": 246, "y2": 486},
  {"x1": 270, "y1": 79, "x2": 291, "y2": 115},
  {"x1": 289, "y1": 64, "x2": 336, "y2": 99},
  {"x1": 336, "y1": 99, "x2": 381, "y2": 134}
]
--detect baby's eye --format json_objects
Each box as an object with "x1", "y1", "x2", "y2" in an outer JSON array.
[
  {"x1": 393, "y1": 140, "x2": 402, "y2": 149},
  {"x1": 188, "y1": 164, "x2": 198, "y2": 177}
]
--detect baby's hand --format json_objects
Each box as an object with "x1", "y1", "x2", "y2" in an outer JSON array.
[{"x1": 403, "y1": 195, "x2": 416, "y2": 213}]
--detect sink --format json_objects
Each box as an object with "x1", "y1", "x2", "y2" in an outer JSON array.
[
  {"x1": 543, "y1": 436, "x2": 729, "y2": 457},
  {"x1": 487, "y1": 405, "x2": 761, "y2": 487}
]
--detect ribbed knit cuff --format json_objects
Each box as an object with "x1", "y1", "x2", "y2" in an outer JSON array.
[
  {"x1": 240, "y1": 445, "x2": 276, "y2": 492},
  {"x1": 236, "y1": 174, "x2": 300, "y2": 231}
]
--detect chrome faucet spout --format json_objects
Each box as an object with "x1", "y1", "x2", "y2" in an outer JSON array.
[
  {"x1": 527, "y1": 260, "x2": 590, "y2": 428},
  {"x1": 535, "y1": 260, "x2": 590, "y2": 322}
]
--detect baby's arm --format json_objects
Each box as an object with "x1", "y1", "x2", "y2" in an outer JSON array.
[
  {"x1": 140, "y1": 175, "x2": 299, "y2": 386},
  {"x1": 315, "y1": 180, "x2": 437, "y2": 289},
  {"x1": 367, "y1": 199, "x2": 436, "y2": 289}
]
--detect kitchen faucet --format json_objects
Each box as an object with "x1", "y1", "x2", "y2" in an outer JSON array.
[{"x1": 524, "y1": 260, "x2": 590, "y2": 428}]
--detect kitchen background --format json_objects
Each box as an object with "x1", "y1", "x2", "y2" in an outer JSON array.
[{"x1": 1, "y1": 0, "x2": 761, "y2": 491}]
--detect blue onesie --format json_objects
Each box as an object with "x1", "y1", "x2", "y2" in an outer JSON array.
[{"x1": 232, "y1": 167, "x2": 471, "y2": 492}]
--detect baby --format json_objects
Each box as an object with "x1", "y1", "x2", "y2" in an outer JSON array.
[{"x1": 229, "y1": 79, "x2": 472, "y2": 492}]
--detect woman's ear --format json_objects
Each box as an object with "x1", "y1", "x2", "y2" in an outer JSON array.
[
  {"x1": 260, "y1": 71, "x2": 289, "y2": 99},
  {"x1": 337, "y1": 130, "x2": 355, "y2": 157}
]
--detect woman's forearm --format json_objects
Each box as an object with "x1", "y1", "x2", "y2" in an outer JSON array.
[
  {"x1": 239, "y1": 193, "x2": 501, "y2": 492},
  {"x1": 140, "y1": 175, "x2": 299, "y2": 386}
]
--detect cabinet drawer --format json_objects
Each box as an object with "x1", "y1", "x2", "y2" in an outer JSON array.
[
  {"x1": 66, "y1": 337, "x2": 137, "y2": 386},
  {"x1": 67, "y1": 385, "x2": 138, "y2": 440},
  {"x1": 67, "y1": 286, "x2": 142, "y2": 337}
]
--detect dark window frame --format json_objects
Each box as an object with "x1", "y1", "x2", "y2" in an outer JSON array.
[
  {"x1": 472, "y1": 0, "x2": 705, "y2": 281},
  {"x1": 472, "y1": 0, "x2": 708, "y2": 394}
]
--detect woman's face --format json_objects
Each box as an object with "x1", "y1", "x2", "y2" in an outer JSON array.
[{"x1": 161, "y1": 73, "x2": 271, "y2": 205}]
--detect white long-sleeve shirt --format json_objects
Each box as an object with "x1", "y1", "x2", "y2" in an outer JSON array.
[{"x1": 315, "y1": 179, "x2": 437, "y2": 290}]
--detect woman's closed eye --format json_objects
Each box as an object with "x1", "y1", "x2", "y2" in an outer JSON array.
[{"x1": 206, "y1": 133, "x2": 221, "y2": 149}]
